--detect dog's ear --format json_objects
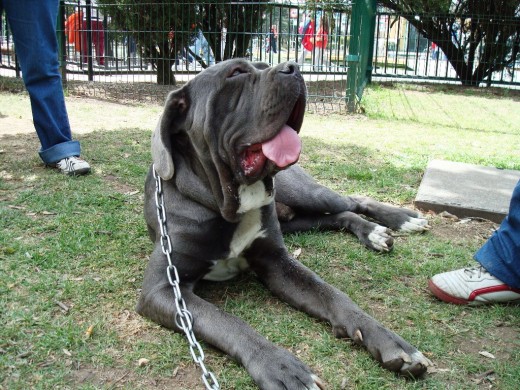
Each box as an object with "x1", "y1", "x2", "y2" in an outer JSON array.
[{"x1": 151, "y1": 88, "x2": 189, "y2": 180}]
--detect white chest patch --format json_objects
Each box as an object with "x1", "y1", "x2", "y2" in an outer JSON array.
[
  {"x1": 237, "y1": 181, "x2": 274, "y2": 214},
  {"x1": 204, "y1": 183, "x2": 271, "y2": 282}
]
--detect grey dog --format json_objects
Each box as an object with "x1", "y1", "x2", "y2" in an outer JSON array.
[{"x1": 138, "y1": 59, "x2": 431, "y2": 389}]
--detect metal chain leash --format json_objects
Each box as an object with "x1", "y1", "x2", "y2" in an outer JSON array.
[{"x1": 153, "y1": 166, "x2": 220, "y2": 390}]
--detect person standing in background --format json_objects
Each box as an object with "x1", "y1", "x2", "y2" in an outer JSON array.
[
  {"x1": 297, "y1": 15, "x2": 315, "y2": 68},
  {"x1": 314, "y1": 14, "x2": 329, "y2": 71},
  {"x1": 268, "y1": 25, "x2": 278, "y2": 54},
  {"x1": 1, "y1": 0, "x2": 91, "y2": 175}
]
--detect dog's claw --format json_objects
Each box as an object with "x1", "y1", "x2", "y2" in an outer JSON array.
[
  {"x1": 353, "y1": 329, "x2": 364, "y2": 343},
  {"x1": 400, "y1": 351, "x2": 412, "y2": 364},
  {"x1": 395, "y1": 351, "x2": 432, "y2": 378},
  {"x1": 311, "y1": 374, "x2": 326, "y2": 389},
  {"x1": 399, "y1": 217, "x2": 430, "y2": 233},
  {"x1": 367, "y1": 225, "x2": 394, "y2": 252}
]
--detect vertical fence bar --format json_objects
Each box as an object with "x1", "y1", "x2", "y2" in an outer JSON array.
[
  {"x1": 58, "y1": 0, "x2": 67, "y2": 86},
  {"x1": 404, "y1": 18, "x2": 410, "y2": 76},
  {"x1": 85, "y1": 0, "x2": 93, "y2": 80},
  {"x1": 346, "y1": 0, "x2": 361, "y2": 111}
]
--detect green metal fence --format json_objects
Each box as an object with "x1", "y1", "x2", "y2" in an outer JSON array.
[
  {"x1": 3, "y1": 1, "x2": 518, "y2": 111},
  {"x1": 372, "y1": 10, "x2": 520, "y2": 87},
  {"x1": 2, "y1": 1, "x2": 376, "y2": 112}
]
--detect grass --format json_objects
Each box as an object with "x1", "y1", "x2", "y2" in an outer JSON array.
[{"x1": 1, "y1": 83, "x2": 520, "y2": 389}]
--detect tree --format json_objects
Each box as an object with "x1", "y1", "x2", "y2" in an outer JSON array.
[
  {"x1": 96, "y1": 0, "x2": 193, "y2": 85},
  {"x1": 203, "y1": 1, "x2": 267, "y2": 61},
  {"x1": 378, "y1": 0, "x2": 520, "y2": 85},
  {"x1": 97, "y1": 0, "x2": 269, "y2": 85}
]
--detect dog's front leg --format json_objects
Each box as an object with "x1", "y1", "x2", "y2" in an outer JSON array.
[
  {"x1": 247, "y1": 239, "x2": 432, "y2": 378},
  {"x1": 137, "y1": 246, "x2": 324, "y2": 390}
]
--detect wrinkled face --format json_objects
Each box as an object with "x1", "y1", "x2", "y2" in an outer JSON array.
[{"x1": 186, "y1": 59, "x2": 307, "y2": 184}]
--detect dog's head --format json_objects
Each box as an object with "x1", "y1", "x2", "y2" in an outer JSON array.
[{"x1": 152, "y1": 59, "x2": 306, "y2": 222}]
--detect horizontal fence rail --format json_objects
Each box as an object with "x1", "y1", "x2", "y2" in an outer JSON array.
[{"x1": 1, "y1": 1, "x2": 519, "y2": 110}]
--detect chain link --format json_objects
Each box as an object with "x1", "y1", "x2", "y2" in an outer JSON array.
[{"x1": 152, "y1": 166, "x2": 220, "y2": 390}]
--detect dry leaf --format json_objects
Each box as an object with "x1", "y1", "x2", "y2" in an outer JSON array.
[
  {"x1": 439, "y1": 211, "x2": 458, "y2": 220},
  {"x1": 428, "y1": 366, "x2": 450, "y2": 373},
  {"x1": 85, "y1": 325, "x2": 94, "y2": 338},
  {"x1": 293, "y1": 248, "x2": 302, "y2": 258},
  {"x1": 63, "y1": 349, "x2": 72, "y2": 357},
  {"x1": 479, "y1": 350, "x2": 495, "y2": 359},
  {"x1": 138, "y1": 358, "x2": 150, "y2": 367},
  {"x1": 56, "y1": 301, "x2": 70, "y2": 312},
  {"x1": 8, "y1": 205, "x2": 26, "y2": 210}
]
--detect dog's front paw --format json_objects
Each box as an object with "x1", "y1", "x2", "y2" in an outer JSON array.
[
  {"x1": 336, "y1": 323, "x2": 432, "y2": 378},
  {"x1": 398, "y1": 215, "x2": 430, "y2": 233},
  {"x1": 366, "y1": 225, "x2": 394, "y2": 252},
  {"x1": 249, "y1": 349, "x2": 325, "y2": 390},
  {"x1": 379, "y1": 346, "x2": 432, "y2": 378}
]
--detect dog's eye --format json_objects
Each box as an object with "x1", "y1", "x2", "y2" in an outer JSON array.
[{"x1": 228, "y1": 68, "x2": 246, "y2": 78}]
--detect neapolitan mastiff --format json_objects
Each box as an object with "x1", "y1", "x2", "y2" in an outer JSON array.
[{"x1": 138, "y1": 59, "x2": 431, "y2": 389}]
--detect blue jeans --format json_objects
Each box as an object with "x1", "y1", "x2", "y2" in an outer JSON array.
[
  {"x1": 475, "y1": 179, "x2": 520, "y2": 288},
  {"x1": 1, "y1": 0, "x2": 81, "y2": 163}
]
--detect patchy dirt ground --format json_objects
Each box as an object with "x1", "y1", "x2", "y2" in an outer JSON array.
[
  {"x1": 428, "y1": 213, "x2": 499, "y2": 243},
  {"x1": 71, "y1": 363, "x2": 202, "y2": 390},
  {"x1": 0, "y1": 92, "x2": 161, "y2": 136}
]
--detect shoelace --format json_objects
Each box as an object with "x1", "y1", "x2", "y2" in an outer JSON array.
[
  {"x1": 61, "y1": 157, "x2": 76, "y2": 172},
  {"x1": 463, "y1": 265, "x2": 488, "y2": 279}
]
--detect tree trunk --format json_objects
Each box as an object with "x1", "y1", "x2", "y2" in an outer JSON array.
[
  {"x1": 156, "y1": 57, "x2": 176, "y2": 85},
  {"x1": 156, "y1": 42, "x2": 176, "y2": 86}
]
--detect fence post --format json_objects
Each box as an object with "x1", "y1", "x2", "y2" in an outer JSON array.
[
  {"x1": 346, "y1": 0, "x2": 376, "y2": 112},
  {"x1": 365, "y1": 1, "x2": 376, "y2": 84},
  {"x1": 86, "y1": 0, "x2": 94, "y2": 81},
  {"x1": 58, "y1": 0, "x2": 67, "y2": 87}
]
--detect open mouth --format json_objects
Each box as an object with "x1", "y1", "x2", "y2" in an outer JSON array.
[{"x1": 240, "y1": 96, "x2": 305, "y2": 178}]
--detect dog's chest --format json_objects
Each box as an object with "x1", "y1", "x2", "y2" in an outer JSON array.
[{"x1": 203, "y1": 182, "x2": 273, "y2": 281}]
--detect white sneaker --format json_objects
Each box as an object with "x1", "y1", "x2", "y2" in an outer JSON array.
[
  {"x1": 53, "y1": 156, "x2": 91, "y2": 176},
  {"x1": 429, "y1": 265, "x2": 520, "y2": 305}
]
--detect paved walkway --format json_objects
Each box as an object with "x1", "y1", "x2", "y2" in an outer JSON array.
[{"x1": 415, "y1": 159, "x2": 520, "y2": 223}]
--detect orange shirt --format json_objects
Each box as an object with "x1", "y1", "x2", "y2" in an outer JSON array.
[{"x1": 65, "y1": 11, "x2": 83, "y2": 51}]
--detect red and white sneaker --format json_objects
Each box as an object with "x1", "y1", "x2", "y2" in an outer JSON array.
[{"x1": 429, "y1": 265, "x2": 520, "y2": 305}]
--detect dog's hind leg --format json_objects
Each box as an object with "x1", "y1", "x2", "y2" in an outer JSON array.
[
  {"x1": 275, "y1": 165, "x2": 429, "y2": 245},
  {"x1": 349, "y1": 195, "x2": 429, "y2": 233},
  {"x1": 275, "y1": 165, "x2": 360, "y2": 215}
]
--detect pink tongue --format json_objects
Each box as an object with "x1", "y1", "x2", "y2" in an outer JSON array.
[{"x1": 261, "y1": 125, "x2": 301, "y2": 168}]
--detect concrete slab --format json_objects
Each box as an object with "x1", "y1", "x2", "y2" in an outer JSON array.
[{"x1": 414, "y1": 160, "x2": 520, "y2": 223}]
